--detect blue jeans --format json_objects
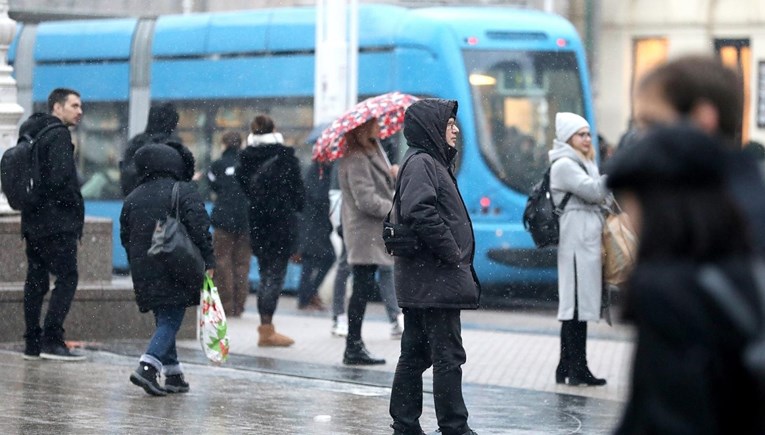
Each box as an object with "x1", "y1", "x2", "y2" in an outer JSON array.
[{"x1": 141, "y1": 305, "x2": 186, "y2": 375}]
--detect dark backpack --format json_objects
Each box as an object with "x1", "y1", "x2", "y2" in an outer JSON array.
[
  {"x1": 523, "y1": 159, "x2": 586, "y2": 248},
  {"x1": 119, "y1": 132, "x2": 170, "y2": 197},
  {"x1": 1, "y1": 124, "x2": 65, "y2": 211}
]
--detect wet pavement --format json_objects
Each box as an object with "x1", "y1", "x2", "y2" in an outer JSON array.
[{"x1": 0, "y1": 295, "x2": 632, "y2": 434}]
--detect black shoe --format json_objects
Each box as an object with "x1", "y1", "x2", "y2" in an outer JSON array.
[
  {"x1": 130, "y1": 362, "x2": 167, "y2": 396},
  {"x1": 343, "y1": 341, "x2": 385, "y2": 365},
  {"x1": 165, "y1": 374, "x2": 190, "y2": 393},
  {"x1": 40, "y1": 342, "x2": 86, "y2": 362},
  {"x1": 390, "y1": 423, "x2": 425, "y2": 435},
  {"x1": 567, "y1": 367, "x2": 607, "y2": 386},
  {"x1": 24, "y1": 342, "x2": 41, "y2": 361}
]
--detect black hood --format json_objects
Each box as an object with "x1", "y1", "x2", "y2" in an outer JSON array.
[
  {"x1": 403, "y1": 99, "x2": 458, "y2": 166},
  {"x1": 145, "y1": 103, "x2": 179, "y2": 135},
  {"x1": 19, "y1": 113, "x2": 64, "y2": 138},
  {"x1": 134, "y1": 143, "x2": 187, "y2": 182}
]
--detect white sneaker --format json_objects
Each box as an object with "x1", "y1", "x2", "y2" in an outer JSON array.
[{"x1": 332, "y1": 314, "x2": 348, "y2": 337}]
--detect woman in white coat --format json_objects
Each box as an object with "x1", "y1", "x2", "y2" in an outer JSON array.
[{"x1": 549, "y1": 112, "x2": 609, "y2": 386}]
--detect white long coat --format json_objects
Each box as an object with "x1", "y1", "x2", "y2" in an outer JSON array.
[{"x1": 549, "y1": 140, "x2": 608, "y2": 321}]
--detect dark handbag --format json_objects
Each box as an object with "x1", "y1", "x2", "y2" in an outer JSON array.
[
  {"x1": 383, "y1": 152, "x2": 422, "y2": 257},
  {"x1": 147, "y1": 182, "x2": 206, "y2": 288}
]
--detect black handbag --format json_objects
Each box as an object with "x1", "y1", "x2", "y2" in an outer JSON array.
[
  {"x1": 383, "y1": 152, "x2": 422, "y2": 257},
  {"x1": 147, "y1": 182, "x2": 205, "y2": 288}
]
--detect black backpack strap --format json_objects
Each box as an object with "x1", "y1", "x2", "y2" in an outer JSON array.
[
  {"x1": 29, "y1": 123, "x2": 67, "y2": 144},
  {"x1": 553, "y1": 157, "x2": 590, "y2": 214},
  {"x1": 171, "y1": 182, "x2": 181, "y2": 218},
  {"x1": 386, "y1": 150, "x2": 423, "y2": 224}
]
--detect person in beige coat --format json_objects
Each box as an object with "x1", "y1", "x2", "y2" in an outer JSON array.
[{"x1": 338, "y1": 118, "x2": 396, "y2": 365}]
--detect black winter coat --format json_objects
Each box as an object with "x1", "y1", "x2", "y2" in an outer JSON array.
[
  {"x1": 299, "y1": 161, "x2": 335, "y2": 259},
  {"x1": 120, "y1": 143, "x2": 215, "y2": 313},
  {"x1": 236, "y1": 143, "x2": 305, "y2": 259},
  {"x1": 394, "y1": 99, "x2": 480, "y2": 309},
  {"x1": 208, "y1": 148, "x2": 249, "y2": 234},
  {"x1": 616, "y1": 258, "x2": 764, "y2": 434},
  {"x1": 19, "y1": 113, "x2": 84, "y2": 240}
]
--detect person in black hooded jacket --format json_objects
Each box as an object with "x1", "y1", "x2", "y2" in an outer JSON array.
[
  {"x1": 236, "y1": 114, "x2": 305, "y2": 347},
  {"x1": 20, "y1": 88, "x2": 85, "y2": 362},
  {"x1": 389, "y1": 99, "x2": 480, "y2": 435},
  {"x1": 120, "y1": 143, "x2": 214, "y2": 397},
  {"x1": 120, "y1": 102, "x2": 181, "y2": 197},
  {"x1": 208, "y1": 131, "x2": 250, "y2": 318}
]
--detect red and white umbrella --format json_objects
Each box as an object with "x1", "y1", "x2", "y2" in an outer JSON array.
[{"x1": 312, "y1": 92, "x2": 418, "y2": 162}]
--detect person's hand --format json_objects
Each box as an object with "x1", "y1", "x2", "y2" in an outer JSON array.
[
  {"x1": 389, "y1": 164, "x2": 400, "y2": 179},
  {"x1": 193, "y1": 171, "x2": 204, "y2": 181},
  {"x1": 206, "y1": 269, "x2": 215, "y2": 279}
]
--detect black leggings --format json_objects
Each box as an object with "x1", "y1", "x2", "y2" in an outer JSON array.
[{"x1": 346, "y1": 264, "x2": 378, "y2": 342}]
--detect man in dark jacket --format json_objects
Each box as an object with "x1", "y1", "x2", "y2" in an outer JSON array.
[
  {"x1": 207, "y1": 131, "x2": 250, "y2": 317},
  {"x1": 296, "y1": 160, "x2": 335, "y2": 311},
  {"x1": 120, "y1": 102, "x2": 181, "y2": 197},
  {"x1": 389, "y1": 99, "x2": 480, "y2": 435},
  {"x1": 21, "y1": 88, "x2": 86, "y2": 361}
]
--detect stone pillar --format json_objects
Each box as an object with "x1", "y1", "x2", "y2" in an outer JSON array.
[{"x1": 0, "y1": 0, "x2": 25, "y2": 215}]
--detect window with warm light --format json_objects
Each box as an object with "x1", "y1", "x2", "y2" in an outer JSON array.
[
  {"x1": 716, "y1": 39, "x2": 751, "y2": 145},
  {"x1": 631, "y1": 37, "x2": 669, "y2": 112}
]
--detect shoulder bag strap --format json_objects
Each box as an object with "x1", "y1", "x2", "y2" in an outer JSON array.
[
  {"x1": 171, "y1": 182, "x2": 181, "y2": 219},
  {"x1": 386, "y1": 151, "x2": 422, "y2": 224},
  {"x1": 697, "y1": 264, "x2": 759, "y2": 336}
]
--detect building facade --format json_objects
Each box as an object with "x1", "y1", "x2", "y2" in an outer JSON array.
[{"x1": 596, "y1": 0, "x2": 765, "y2": 145}]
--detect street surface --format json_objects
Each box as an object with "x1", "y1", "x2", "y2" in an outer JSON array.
[{"x1": 0, "y1": 294, "x2": 634, "y2": 434}]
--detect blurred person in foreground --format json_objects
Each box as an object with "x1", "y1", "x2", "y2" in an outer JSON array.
[
  {"x1": 237, "y1": 114, "x2": 304, "y2": 347},
  {"x1": 338, "y1": 117, "x2": 397, "y2": 365},
  {"x1": 389, "y1": 99, "x2": 479, "y2": 435},
  {"x1": 208, "y1": 131, "x2": 250, "y2": 317},
  {"x1": 607, "y1": 124, "x2": 764, "y2": 434},
  {"x1": 629, "y1": 54, "x2": 765, "y2": 253},
  {"x1": 550, "y1": 112, "x2": 609, "y2": 386},
  {"x1": 120, "y1": 143, "x2": 215, "y2": 396}
]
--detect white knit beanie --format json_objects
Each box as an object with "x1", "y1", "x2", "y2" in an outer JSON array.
[{"x1": 555, "y1": 112, "x2": 590, "y2": 143}]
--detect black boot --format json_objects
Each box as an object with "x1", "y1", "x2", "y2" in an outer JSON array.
[
  {"x1": 165, "y1": 374, "x2": 190, "y2": 393},
  {"x1": 130, "y1": 362, "x2": 167, "y2": 396},
  {"x1": 343, "y1": 340, "x2": 385, "y2": 365},
  {"x1": 555, "y1": 321, "x2": 572, "y2": 384},
  {"x1": 567, "y1": 321, "x2": 606, "y2": 386}
]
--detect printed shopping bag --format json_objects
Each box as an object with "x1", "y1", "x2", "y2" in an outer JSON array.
[{"x1": 198, "y1": 274, "x2": 230, "y2": 364}]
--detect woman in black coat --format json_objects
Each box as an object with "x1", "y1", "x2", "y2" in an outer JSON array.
[
  {"x1": 607, "y1": 125, "x2": 764, "y2": 434},
  {"x1": 236, "y1": 114, "x2": 305, "y2": 347},
  {"x1": 120, "y1": 142, "x2": 214, "y2": 397}
]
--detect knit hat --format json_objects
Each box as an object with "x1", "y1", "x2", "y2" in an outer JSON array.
[
  {"x1": 606, "y1": 124, "x2": 726, "y2": 191},
  {"x1": 555, "y1": 112, "x2": 590, "y2": 143}
]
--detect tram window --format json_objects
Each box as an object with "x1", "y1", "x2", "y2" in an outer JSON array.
[
  {"x1": 76, "y1": 103, "x2": 128, "y2": 200},
  {"x1": 465, "y1": 50, "x2": 585, "y2": 194}
]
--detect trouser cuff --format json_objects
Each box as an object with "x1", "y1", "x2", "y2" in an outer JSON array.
[{"x1": 139, "y1": 354, "x2": 162, "y2": 372}]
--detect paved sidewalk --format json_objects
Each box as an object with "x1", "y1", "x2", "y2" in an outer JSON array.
[{"x1": 179, "y1": 294, "x2": 635, "y2": 403}]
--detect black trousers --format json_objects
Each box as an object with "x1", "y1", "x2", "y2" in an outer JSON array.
[
  {"x1": 23, "y1": 233, "x2": 79, "y2": 345},
  {"x1": 390, "y1": 308, "x2": 471, "y2": 435},
  {"x1": 255, "y1": 255, "x2": 289, "y2": 317},
  {"x1": 296, "y1": 249, "x2": 335, "y2": 307},
  {"x1": 346, "y1": 264, "x2": 378, "y2": 343}
]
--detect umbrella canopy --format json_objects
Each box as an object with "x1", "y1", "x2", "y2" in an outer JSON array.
[{"x1": 312, "y1": 92, "x2": 418, "y2": 162}]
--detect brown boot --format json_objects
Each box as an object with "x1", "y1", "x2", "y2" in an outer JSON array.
[{"x1": 258, "y1": 324, "x2": 295, "y2": 347}]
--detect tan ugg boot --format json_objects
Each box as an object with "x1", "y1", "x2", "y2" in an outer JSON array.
[{"x1": 257, "y1": 324, "x2": 295, "y2": 347}]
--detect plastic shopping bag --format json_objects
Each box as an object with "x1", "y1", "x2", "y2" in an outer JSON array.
[{"x1": 198, "y1": 274, "x2": 230, "y2": 364}]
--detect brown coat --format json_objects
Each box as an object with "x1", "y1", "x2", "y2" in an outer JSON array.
[{"x1": 339, "y1": 145, "x2": 394, "y2": 266}]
